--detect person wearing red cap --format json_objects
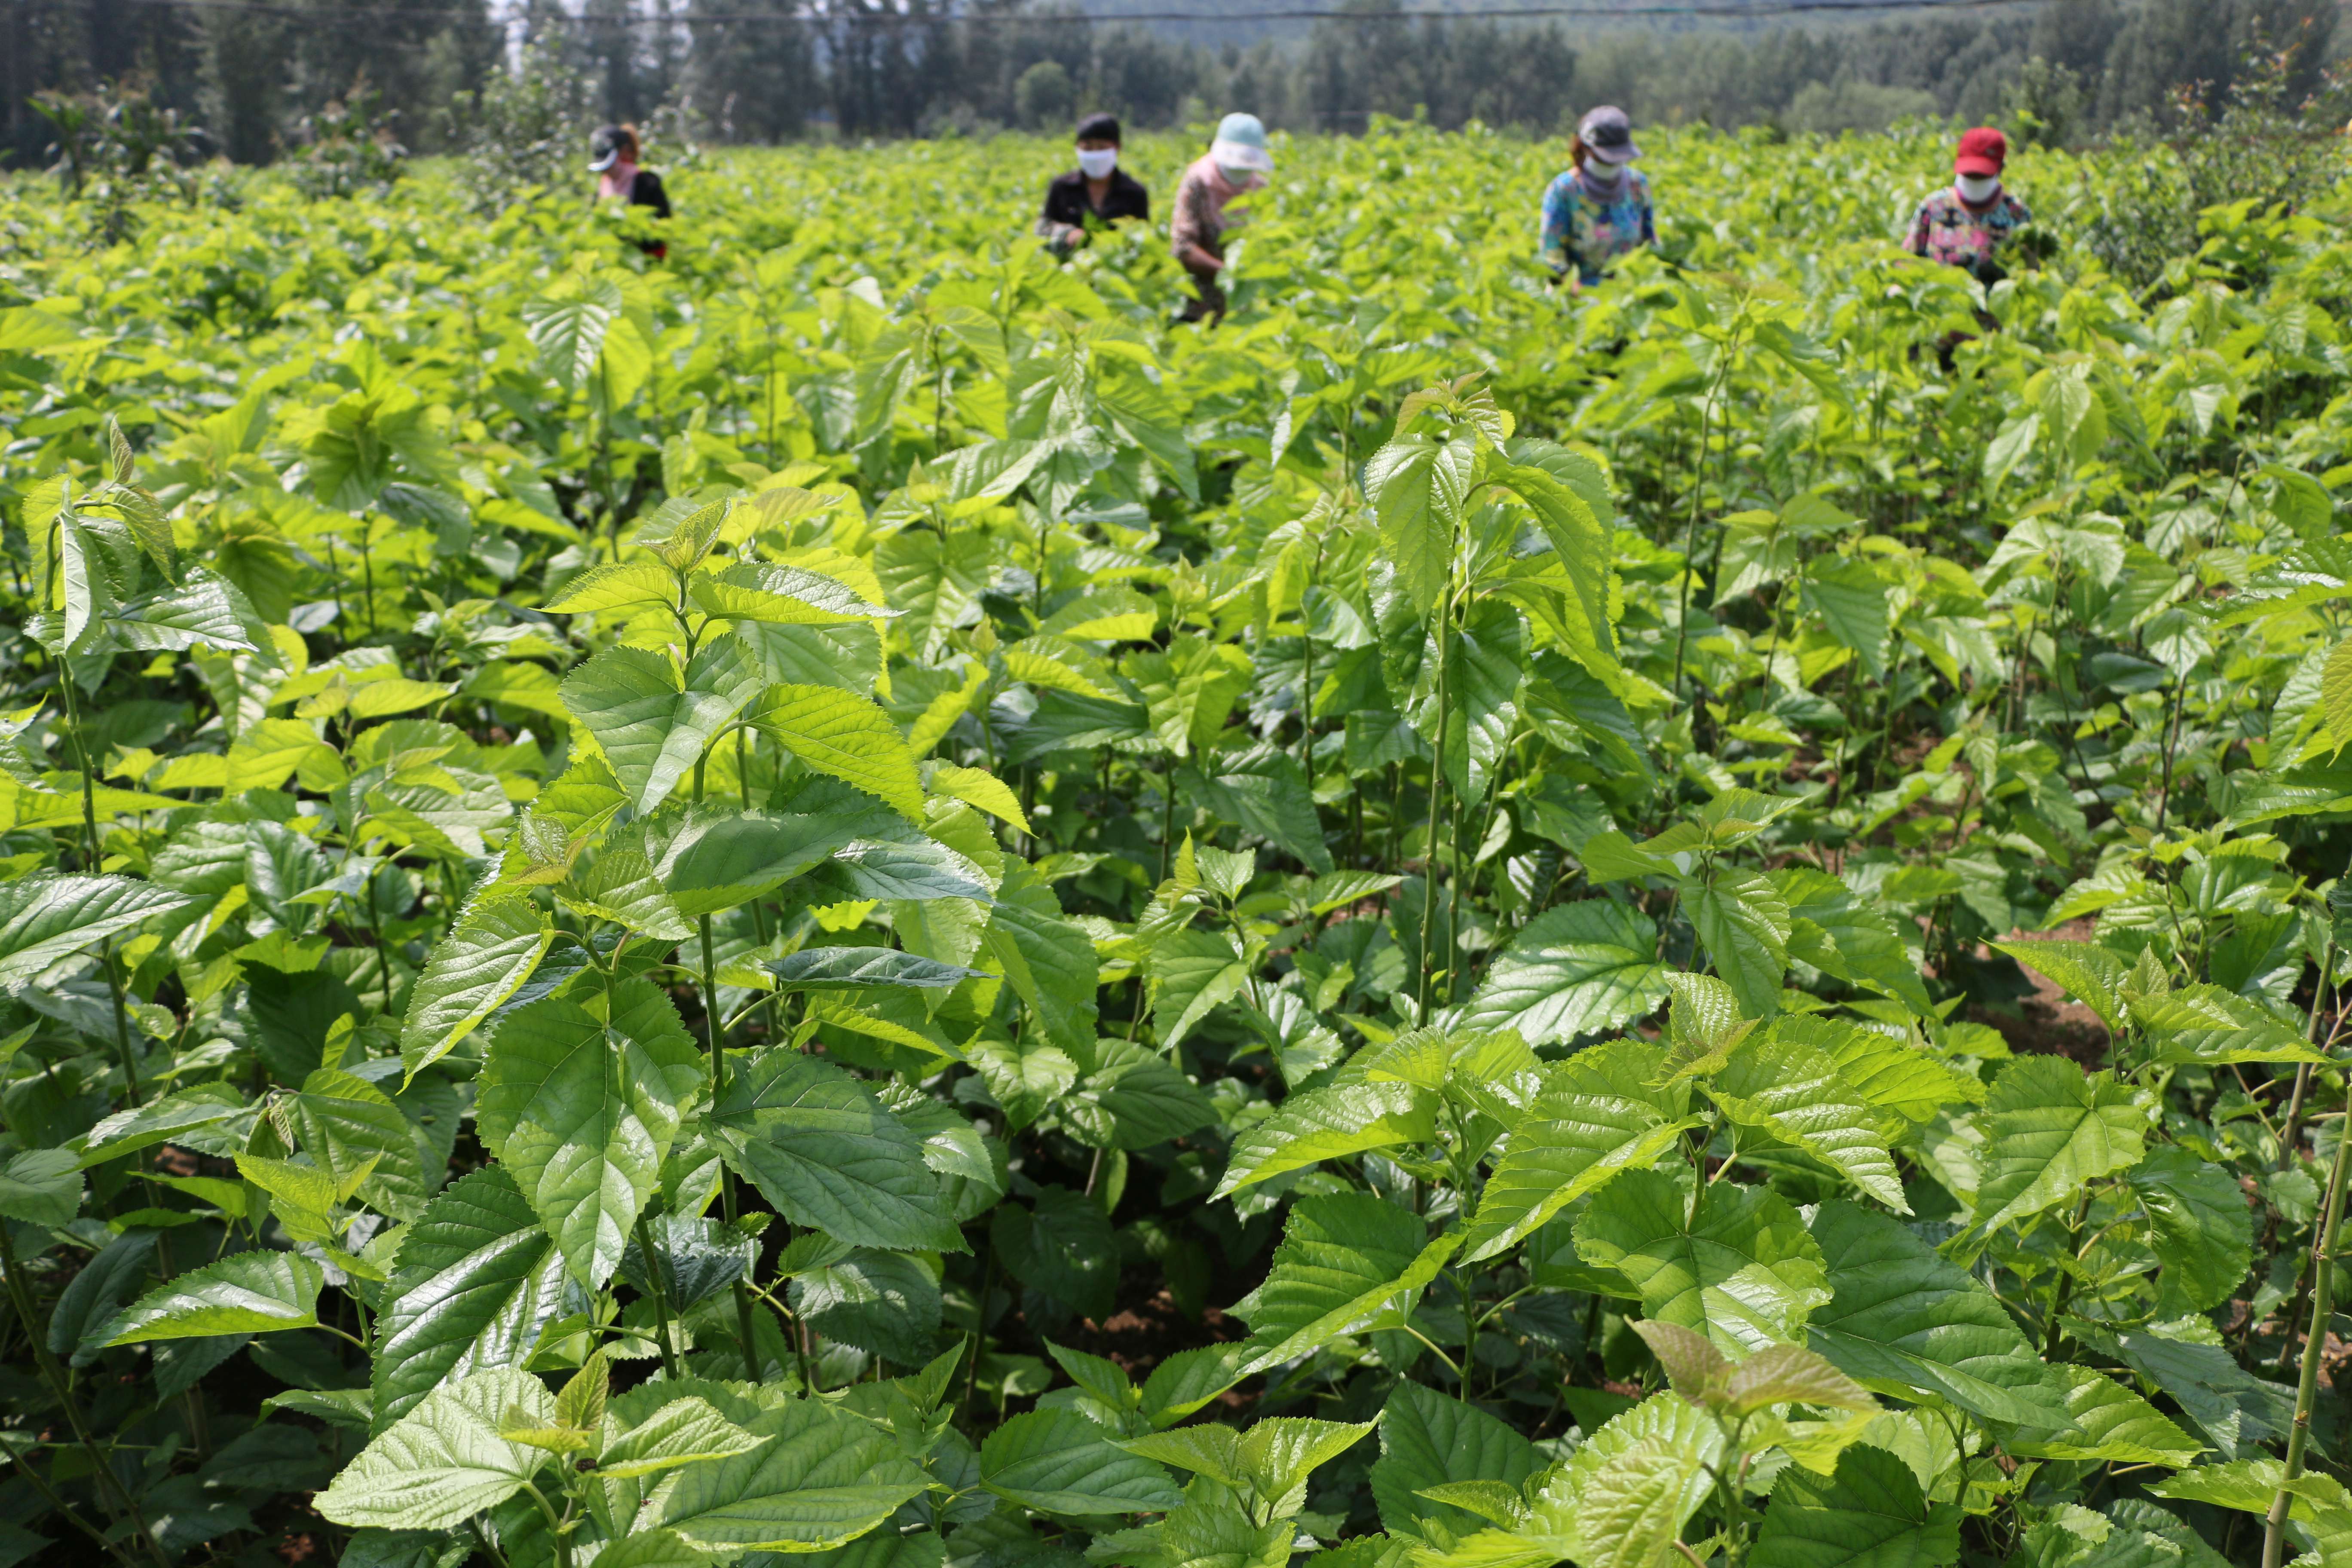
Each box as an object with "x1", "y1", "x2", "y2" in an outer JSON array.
[{"x1": 1902, "y1": 127, "x2": 2030, "y2": 280}]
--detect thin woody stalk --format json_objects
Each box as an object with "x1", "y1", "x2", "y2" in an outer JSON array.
[{"x1": 2264, "y1": 1101, "x2": 2352, "y2": 1568}]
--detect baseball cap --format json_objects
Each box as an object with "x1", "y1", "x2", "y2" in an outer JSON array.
[
  {"x1": 1210, "y1": 112, "x2": 1274, "y2": 174},
  {"x1": 1578, "y1": 106, "x2": 1641, "y2": 164},
  {"x1": 588, "y1": 125, "x2": 625, "y2": 173},
  {"x1": 1954, "y1": 126, "x2": 2007, "y2": 177}
]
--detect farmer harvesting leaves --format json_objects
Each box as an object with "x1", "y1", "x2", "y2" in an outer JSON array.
[
  {"x1": 1170, "y1": 112, "x2": 1273, "y2": 325},
  {"x1": 1037, "y1": 112, "x2": 1150, "y2": 257},
  {"x1": 1538, "y1": 106, "x2": 1655, "y2": 292},
  {"x1": 588, "y1": 123, "x2": 672, "y2": 259},
  {"x1": 1902, "y1": 126, "x2": 2029, "y2": 284}
]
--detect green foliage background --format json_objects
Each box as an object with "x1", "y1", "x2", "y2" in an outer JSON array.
[{"x1": 4, "y1": 118, "x2": 2352, "y2": 1568}]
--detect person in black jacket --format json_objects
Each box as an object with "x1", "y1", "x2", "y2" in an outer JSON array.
[
  {"x1": 589, "y1": 124, "x2": 671, "y2": 259},
  {"x1": 1035, "y1": 112, "x2": 1148, "y2": 257}
]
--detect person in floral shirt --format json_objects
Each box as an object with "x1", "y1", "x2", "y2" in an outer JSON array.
[
  {"x1": 1538, "y1": 106, "x2": 1655, "y2": 291},
  {"x1": 1902, "y1": 126, "x2": 2030, "y2": 281}
]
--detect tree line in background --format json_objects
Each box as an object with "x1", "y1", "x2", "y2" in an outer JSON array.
[{"x1": 0, "y1": 0, "x2": 2341, "y2": 175}]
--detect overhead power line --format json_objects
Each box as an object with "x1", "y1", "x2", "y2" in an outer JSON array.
[{"x1": 93, "y1": 0, "x2": 2046, "y2": 27}]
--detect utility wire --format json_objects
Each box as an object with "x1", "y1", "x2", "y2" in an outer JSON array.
[{"x1": 88, "y1": 0, "x2": 2046, "y2": 27}]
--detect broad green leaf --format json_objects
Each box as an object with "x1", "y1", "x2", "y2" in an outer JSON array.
[
  {"x1": 1233, "y1": 1191, "x2": 1459, "y2": 1372},
  {"x1": 929, "y1": 763, "x2": 1029, "y2": 832},
  {"x1": 1459, "y1": 900, "x2": 1673, "y2": 1047},
  {"x1": 104, "y1": 1250, "x2": 324, "y2": 1343},
  {"x1": 477, "y1": 977, "x2": 706, "y2": 1288},
  {"x1": 978, "y1": 864, "x2": 1100, "y2": 1058},
  {"x1": 1077, "y1": 1038, "x2": 1218, "y2": 1151},
  {"x1": 993, "y1": 1186, "x2": 1118, "y2": 1320},
  {"x1": 0, "y1": 871, "x2": 192, "y2": 986},
  {"x1": 1562, "y1": 1393, "x2": 1726, "y2": 1568},
  {"x1": 791, "y1": 1248, "x2": 942, "y2": 1365},
  {"x1": 690, "y1": 560, "x2": 891, "y2": 626},
  {"x1": 1461, "y1": 1038, "x2": 1694, "y2": 1263},
  {"x1": 1121, "y1": 1424, "x2": 1249, "y2": 1491},
  {"x1": 1574, "y1": 1169, "x2": 1832, "y2": 1353},
  {"x1": 1719, "y1": 1342, "x2": 1880, "y2": 1417},
  {"x1": 371, "y1": 1167, "x2": 569, "y2": 1432},
  {"x1": 77, "y1": 1085, "x2": 250, "y2": 1169},
  {"x1": 2111, "y1": 1331, "x2": 2294, "y2": 1460},
  {"x1": 647, "y1": 1396, "x2": 932, "y2": 1550},
  {"x1": 1683, "y1": 867, "x2": 1791, "y2": 1020},
  {"x1": 621, "y1": 1213, "x2": 757, "y2": 1312},
  {"x1": 749, "y1": 683, "x2": 925, "y2": 820},
  {"x1": 2131, "y1": 985, "x2": 2323, "y2": 1065},
  {"x1": 1214, "y1": 1079, "x2": 1439, "y2": 1199},
  {"x1": 292, "y1": 1068, "x2": 432, "y2": 1222},
  {"x1": 1366, "y1": 430, "x2": 1475, "y2": 613},
  {"x1": 1751, "y1": 1443, "x2": 1960, "y2": 1568},
  {"x1": 315, "y1": 1366, "x2": 554, "y2": 1531},
  {"x1": 1230, "y1": 1418, "x2": 1379, "y2": 1516},
  {"x1": 1788, "y1": 1017, "x2": 1985, "y2": 1126},
  {"x1": 1968, "y1": 1057, "x2": 2148, "y2": 1239},
  {"x1": 1370, "y1": 1379, "x2": 1539, "y2": 1539},
  {"x1": 709, "y1": 1047, "x2": 963, "y2": 1252},
  {"x1": 1707, "y1": 1036, "x2": 1907, "y2": 1211},
  {"x1": 1990, "y1": 940, "x2": 2125, "y2": 1033},
  {"x1": 597, "y1": 1396, "x2": 768, "y2": 1479},
  {"x1": 765, "y1": 946, "x2": 992, "y2": 990},
  {"x1": 1140, "y1": 1344, "x2": 1251, "y2": 1429},
  {"x1": 400, "y1": 889, "x2": 553, "y2": 1084},
  {"x1": 559, "y1": 637, "x2": 763, "y2": 815},
  {"x1": 2129, "y1": 1148, "x2": 2254, "y2": 1311},
  {"x1": 1777, "y1": 868, "x2": 1932, "y2": 1017},
  {"x1": 1803, "y1": 559, "x2": 1892, "y2": 678},
  {"x1": 0, "y1": 1148, "x2": 83, "y2": 1226},
  {"x1": 980, "y1": 1407, "x2": 1186, "y2": 1516},
  {"x1": 542, "y1": 561, "x2": 675, "y2": 616},
  {"x1": 1804, "y1": 1202, "x2": 2070, "y2": 1426},
  {"x1": 650, "y1": 800, "x2": 880, "y2": 917},
  {"x1": 1503, "y1": 445, "x2": 1622, "y2": 689},
  {"x1": 1149, "y1": 926, "x2": 1250, "y2": 1052},
  {"x1": 1997, "y1": 1364, "x2": 2202, "y2": 1467}
]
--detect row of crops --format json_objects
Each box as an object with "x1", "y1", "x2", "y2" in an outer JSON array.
[{"x1": 1, "y1": 118, "x2": 2349, "y2": 1568}]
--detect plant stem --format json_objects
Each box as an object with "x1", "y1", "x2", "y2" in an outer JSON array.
[
  {"x1": 634, "y1": 1211, "x2": 682, "y2": 1381},
  {"x1": 2153, "y1": 667, "x2": 2189, "y2": 835},
  {"x1": 0, "y1": 1221, "x2": 169, "y2": 1568},
  {"x1": 57, "y1": 670, "x2": 142, "y2": 1106},
  {"x1": 1417, "y1": 578, "x2": 1457, "y2": 1016},
  {"x1": 2266, "y1": 1104, "x2": 2352, "y2": 1568}
]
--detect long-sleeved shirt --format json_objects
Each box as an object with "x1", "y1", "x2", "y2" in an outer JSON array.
[
  {"x1": 1170, "y1": 155, "x2": 1260, "y2": 274},
  {"x1": 1035, "y1": 168, "x2": 1150, "y2": 253},
  {"x1": 1538, "y1": 166, "x2": 1654, "y2": 287},
  {"x1": 1902, "y1": 186, "x2": 2030, "y2": 273}
]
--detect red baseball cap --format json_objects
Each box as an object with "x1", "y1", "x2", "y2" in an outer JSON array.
[{"x1": 1954, "y1": 127, "x2": 2007, "y2": 177}]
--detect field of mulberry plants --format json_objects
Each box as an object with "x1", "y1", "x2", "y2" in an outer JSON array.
[{"x1": 3, "y1": 113, "x2": 2352, "y2": 1568}]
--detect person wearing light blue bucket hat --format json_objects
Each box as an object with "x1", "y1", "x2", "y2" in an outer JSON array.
[{"x1": 1170, "y1": 112, "x2": 1274, "y2": 325}]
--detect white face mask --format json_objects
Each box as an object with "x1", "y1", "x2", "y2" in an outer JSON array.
[
  {"x1": 1956, "y1": 172, "x2": 2001, "y2": 205},
  {"x1": 1077, "y1": 148, "x2": 1118, "y2": 180},
  {"x1": 1217, "y1": 164, "x2": 1256, "y2": 189}
]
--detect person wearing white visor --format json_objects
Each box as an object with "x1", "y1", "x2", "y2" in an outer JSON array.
[
  {"x1": 1537, "y1": 106, "x2": 1654, "y2": 293},
  {"x1": 1036, "y1": 112, "x2": 1150, "y2": 257},
  {"x1": 1170, "y1": 112, "x2": 1273, "y2": 325},
  {"x1": 587, "y1": 123, "x2": 672, "y2": 260}
]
